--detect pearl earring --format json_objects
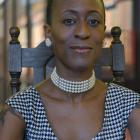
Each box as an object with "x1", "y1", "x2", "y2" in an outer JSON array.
[{"x1": 45, "y1": 38, "x2": 52, "y2": 47}]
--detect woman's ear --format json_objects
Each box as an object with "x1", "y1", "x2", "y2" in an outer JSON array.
[{"x1": 44, "y1": 24, "x2": 52, "y2": 38}]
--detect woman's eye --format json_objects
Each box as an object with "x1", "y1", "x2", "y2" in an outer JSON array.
[
  {"x1": 63, "y1": 18, "x2": 76, "y2": 26},
  {"x1": 87, "y1": 18, "x2": 100, "y2": 27}
]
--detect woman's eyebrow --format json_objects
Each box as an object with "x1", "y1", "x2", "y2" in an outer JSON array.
[
  {"x1": 61, "y1": 10, "x2": 78, "y2": 15},
  {"x1": 62, "y1": 9, "x2": 103, "y2": 17},
  {"x1": 87, "y1": 10, "x2": 104, "y2": 18}
]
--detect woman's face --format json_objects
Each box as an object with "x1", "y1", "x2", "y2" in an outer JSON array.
[{"x1": 48, "y1": 0, "x2": 106, "y2": 71}]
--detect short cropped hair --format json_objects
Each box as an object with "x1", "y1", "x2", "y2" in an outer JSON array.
[{"x1": 46, "y1": 0, "x2": 54, "y2": 25}]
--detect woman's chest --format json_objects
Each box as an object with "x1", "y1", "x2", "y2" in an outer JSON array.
[
  {"x1": 44, "y1": 101, "x2": 105, "y2": 140},
  {"x1": 25, "y1": 96, "x2": 125, "y2": 140}
]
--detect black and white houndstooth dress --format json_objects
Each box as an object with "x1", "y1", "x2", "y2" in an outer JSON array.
[{"x1": 6, "y1": 83, "x2": 140, "y2": 140}]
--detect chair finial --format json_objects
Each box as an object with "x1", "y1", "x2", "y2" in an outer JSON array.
[
  {"x1": 111, "y1": 26, "x2": 125, "y2": 85},
  {"x1": 9, "y1": 27, "x2": 20, "y2": 44},
  {"x1": 111, "y1": 26, "x2": 122, "y2": 43}
]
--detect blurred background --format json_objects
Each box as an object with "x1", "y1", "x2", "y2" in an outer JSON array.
[{"x1": 0, "y1": 0, "x2": 140, "y2": 104}]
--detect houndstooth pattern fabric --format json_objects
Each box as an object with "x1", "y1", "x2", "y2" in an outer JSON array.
[{"x1": 6, "y1": 83, "x2": 140, "y2": 140}]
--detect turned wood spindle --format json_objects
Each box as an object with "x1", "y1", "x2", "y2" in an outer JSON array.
[
  {"x1": 111, "y1": 26, "x2": 125, "y2": 84},
  {"x1": 9, "y1": 27, "x2": 21, "y2": 94}
]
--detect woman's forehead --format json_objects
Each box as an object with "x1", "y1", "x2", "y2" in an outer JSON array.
[{"x1": 52, "y1": 0, "x2": 104, "y2": 13}]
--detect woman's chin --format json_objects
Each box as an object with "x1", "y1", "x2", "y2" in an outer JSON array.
[{"x1": 67, "y1": 62, "x2": 94, "y2": 72}]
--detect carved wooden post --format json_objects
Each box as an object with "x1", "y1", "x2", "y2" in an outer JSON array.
[
  {"x1": 111, "y1": 26, "x2": 125, "y2": 84},
  {"x1": 9, "y1": 27, "x2": 21, "y2": 94}
]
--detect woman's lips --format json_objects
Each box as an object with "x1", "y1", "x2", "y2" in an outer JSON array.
[
  {"x1": 74, "y1": 48, "x2": 92, "y2": 53},
  {"x1": 70, "y1": 45, "x2": 92, "y2": 53}
]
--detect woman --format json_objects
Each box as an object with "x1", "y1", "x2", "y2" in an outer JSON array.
[{"x1": 1, "y1": 0, "x2": 140, "y2": 139}]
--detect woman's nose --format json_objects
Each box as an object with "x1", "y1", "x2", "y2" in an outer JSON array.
[{"x1": 74, "y1": 21, "x2": 90, "y2": 39}]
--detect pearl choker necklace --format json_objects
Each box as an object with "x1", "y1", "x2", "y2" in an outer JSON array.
[{"x1": 51, "y1": 67, "x2": 96, "y2": 93}]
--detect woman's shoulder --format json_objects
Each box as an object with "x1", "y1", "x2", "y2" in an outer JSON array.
[
  {"x1": 5, "y1": 86, "x2": 40, "y2": 117},
  {"x1": 107, "y1": 82, "x2": 140, "y2": 96},
  {"x1": 5, "y1": 86, "x2": 41, "y2": 123},
  {"x1": 107, "y1": 82, "x2": 140, "y2": 105},
  {"x1": 6, "y1": 86, "x2": 38, "y2": 103}
]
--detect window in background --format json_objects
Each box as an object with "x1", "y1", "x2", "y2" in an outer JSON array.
[
  {"x1": 0, "y1": 3, "x2": 4, "y2": 103},
  {"x1": 16, "y1": 0, "x2": 45, "y2": 48}
]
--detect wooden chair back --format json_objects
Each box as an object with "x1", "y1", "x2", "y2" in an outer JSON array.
[{"x1": 8, "y1": 26, "x2": 125, "y2": 94}]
